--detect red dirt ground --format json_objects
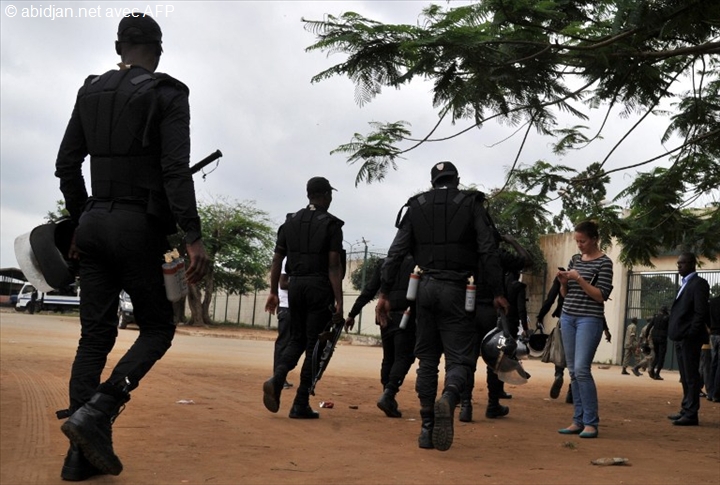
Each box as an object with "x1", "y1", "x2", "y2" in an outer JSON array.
[{"x1": 1, "y1": 310, "x2": 718, "y2": 485}]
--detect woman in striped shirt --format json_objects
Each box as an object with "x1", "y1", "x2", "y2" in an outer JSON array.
[{"x1": 556, "y1": 221, "x2": 614, "y2": 439}]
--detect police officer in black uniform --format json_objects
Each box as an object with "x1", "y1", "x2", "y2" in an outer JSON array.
[
  {"x1": 263, "y1": 177, "x2": 345, "y2": 419},
  {"x1": 54, "y1": 13, "x2": 209, "y2": 481},
  {"x1": 460, "y1": 234, "x2": 530, "y2": 422},
  {"x1": 345, "y1": 254, "x2": 417, "y2": 418},
  {"x1": 376, "y1": 162, "x2": 508, "y2": 452}
]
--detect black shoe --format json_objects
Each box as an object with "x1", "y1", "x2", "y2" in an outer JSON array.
[
  {"x1": 654, "y1": 375, "x2": 664, "y2": 381},
  {"x1": 621, "y1": 368, "x2": 630, "y2": 375},
  {"x1": 458, "y1": 400, "x2": 473, "y2": 423},
  {"x1": 262, "y1": 377, "x2": 283, "y2": 413},
  {"x1": 648, "y1": 369, "x2": 656, "y2": 379},
  {"x1": 550, "y1": 376, "x2": 564, "y2": 399},
  {"x1": 485, "y1": 404, "x2": 509, "y2": 419},
  {"x1": 61, "y1": 443, "x2": 104, "y2": 481},
  {"x1": 672, "y1": 416, "x2": 699, "y2": 426},
  {"x1": 667, "y1": 412, "x2": 683, "y2": 420},
  {"x1": 60, "y1": 387, "x2": 129, "y2": 476},
  {"x1": 632, "y1": 367, "x2": 642, "y2": 377},
  {"x1": 418, "y1": 429, "x2": 434, "y2": 449},
  {"x1": 499, "y1": 392, "x2": 513, "y2": 399},
  {"x1": 433, "y1": 393, "x2": 457, "y2": 451},
  {"x1": 418, "y1": 408, "x2": 434, "y2": 449},
  {"x1": 289, "y1": 404, "x2": 319, "y2": 419},
  {"x1": 377, "y1": 389, "x2": 402, "y2": 418},
  {"x1": 565, "y1": 389, "x2": 573, "y2": 404}
]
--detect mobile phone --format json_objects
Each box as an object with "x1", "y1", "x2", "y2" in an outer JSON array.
[{"x1": 558, "y1": 267, "x2": 566, "y2": 271}]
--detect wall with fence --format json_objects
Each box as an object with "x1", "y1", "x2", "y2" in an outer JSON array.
[{"x1": 207, "y1": 238, "x2": 720, "y2": 366}]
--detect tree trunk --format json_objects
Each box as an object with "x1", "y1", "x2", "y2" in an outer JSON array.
[
  {"x1": 187, "y1": 285, "x2": 204, "y2": 326},
  {"x1": 172, "y1": 297, "x2": 187, "y2": 324},
  {"x1": 186, "y1": 273, "x2": 214, "y2": 326}
]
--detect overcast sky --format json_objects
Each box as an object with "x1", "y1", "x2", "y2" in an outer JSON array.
[{"x1": 1, "y1": 1, "x2": 681, "y2": 270}]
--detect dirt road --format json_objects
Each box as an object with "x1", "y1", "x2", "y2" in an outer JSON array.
[{"x1": 1, "y1": 311, "x2": 718, "y2": 485}]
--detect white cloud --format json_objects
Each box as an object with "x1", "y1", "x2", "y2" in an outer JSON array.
[{"x1": 0, "y1": 0, "x2": 683, "y2": 269}]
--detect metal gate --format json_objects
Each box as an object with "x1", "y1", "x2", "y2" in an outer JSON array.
[{"x1": 624, "y1": 270, "x2": 720, "y2": 371}]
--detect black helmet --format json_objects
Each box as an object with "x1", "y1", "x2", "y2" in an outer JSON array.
[
  {"x1": 14, "y1": 219, "x2": 77, "y2": 292},
  {"x1": 481, "y1": 314, "x2": 531, "y2": 385},
  {"x1": 527, "y1": 328, "x2": 549, "y2": 358}
]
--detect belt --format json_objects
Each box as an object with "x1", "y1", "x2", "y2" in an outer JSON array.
[{"x1": 86, "y1": 199, "x2": 146, "y2": 213}]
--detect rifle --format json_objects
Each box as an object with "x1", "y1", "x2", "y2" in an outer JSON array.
[
  {"x1": 309, "y1": 310, "x2": 344, "y2": 396},
  {"x1": 190, "y1": 149, "x2": 223, "y2": 175}
]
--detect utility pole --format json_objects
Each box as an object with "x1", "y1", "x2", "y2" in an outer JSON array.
[{"x1": 357, "y1": 237, "x2": 369, "y2": 333}]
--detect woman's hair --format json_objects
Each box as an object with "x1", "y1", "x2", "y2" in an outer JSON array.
[{"x1": 574, "y1": 220, "x2": 599, "y2": 240}]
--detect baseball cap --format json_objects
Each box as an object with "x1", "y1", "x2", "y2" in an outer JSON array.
[
  {"x1": 431, "y1": 161, "x2": 459, "y2": 184},
  {"x1": 306, "y1": 177, "x2": 337, "y2": 194},
  {"x1": 117, "y1": 13, "x2": 163, "y2": 44}
]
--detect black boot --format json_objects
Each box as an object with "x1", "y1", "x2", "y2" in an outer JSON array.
[
  {"x1": 433, "y1": 387, "x2": 459, "y2": 451},
  {"x1": 60, "y1": 383, "x2": 130, "y2": 476},
  {"x1": 458, "y1": 399, "x2": 473, "y2": 423},
  {"x1": 485, "y1": 401, "x2": 509, "y2": 419},
  {"x1": 621, "y1": 367, "x2": 630, "y2": 375},
  {"x1": 61, "y1": 442, "x2": 103, "y2": 481},
  {"x1": 565, "y1": 386, "x2": 573, "y2": 404},
  {"x1": 262, "y1": 375, "x2": 284, "y2": 413},
  {"x1": 377, "y1": 388, "x2": 402, "y2": 418},
  {"x1": 418, "y1": 407, "x2": 434, "y2": 449},
  {"x1": 289, "y1": 403, "x2": 319, "y2": 419}
]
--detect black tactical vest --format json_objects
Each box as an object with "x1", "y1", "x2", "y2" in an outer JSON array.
[
  {"x1": 77, "y1": 68, "x2": 188, "y2": 233},
  {"x1": 283, "y1": 207, "x2": 344, "y2": 276},
  {"x1": 406, "y1": 188, "x2": 478, "y2": 271}
]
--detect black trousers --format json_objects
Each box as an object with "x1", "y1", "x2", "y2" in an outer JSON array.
[
  {"x1": 652, "y1": 336, "x2": 668, "y2": 374},
  {"x1": 379, "y1": 311, "x2": 416, "y2": 393},
  {"x1": 276, "y1": 276, "x2": 334, "y2": 405},
  {"x1": 70, "y1": 206, "x2": 175, "y2": 411},
  {"x1": 273, "y1": 307, "x2": 291, "y2": 373},
  {"x1": 414, "y1": 277, "x2": 475, "y2": 408},
  {"x1": 674, "y1": 336, "x2": 704, "y2": 419}
]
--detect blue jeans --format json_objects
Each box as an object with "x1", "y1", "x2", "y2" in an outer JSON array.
[{"x1": 560, "y1": 312, "x2": 604, "y2": 428}]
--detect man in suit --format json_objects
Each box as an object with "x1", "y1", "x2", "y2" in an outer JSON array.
[{"x1": 667, "y1": 252, "x2": 710, "y2": 426}]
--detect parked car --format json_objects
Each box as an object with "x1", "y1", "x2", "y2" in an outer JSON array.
[{"x1": 118, "y1": 291, "x2": 135, "y2": 329}]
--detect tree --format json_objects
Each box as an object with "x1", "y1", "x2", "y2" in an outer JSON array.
[
  {"x1": 303, "y1": 0, "x2": 720, "y2": 265},
  {"x1": 350, "y1": 254, "x2": 383, "y2": 291},
  {"x1": 44, "y1": 200, "x2": 70, "y2": 222},
  {"x1": 185, "y1": 197, "x2": 276, "y2": 326}
]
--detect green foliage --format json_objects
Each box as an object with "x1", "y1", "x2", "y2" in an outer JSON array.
[
  {"x1": 350, "y1": 254, "x2": 382, "y2": 291},
  {"x1": 44, "y1": 200, "x2": 70, "y2": 222},
  {"x1": 197, "y1": 197, "x2": 276, "y2": 295},
  {"x1": 640, "y1": 274, "x2": 676, "y2": 315},
  {"x1": 304, "y1": 0, "x2": 720, "y2": 266}
]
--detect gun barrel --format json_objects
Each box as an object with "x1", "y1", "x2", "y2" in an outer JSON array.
[{"x1": 190, "y1": 149, "x2": 223, "y2": 174}]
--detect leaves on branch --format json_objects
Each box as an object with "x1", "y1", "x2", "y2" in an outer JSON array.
[{"x1": 304, "y1": 0, "x2": 720, "y2": 265}]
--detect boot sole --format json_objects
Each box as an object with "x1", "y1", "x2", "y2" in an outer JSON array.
[
  {"x1": 432, "y1": 397, "x2": 454, "y2": 451},
  {"x1": 262, "y1": 379, "x2": 280, "y2": 413},
  {"x1": 60, "y1": 422, "x2": 122, "y2": 476},
  {"x1": 61, "y1": 464, "x2": 103, "y2": 482}
]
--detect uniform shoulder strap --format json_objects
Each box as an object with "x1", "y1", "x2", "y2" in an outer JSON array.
[{"x1": 154, "y1": 72, "x2": 190, "y2": 95}]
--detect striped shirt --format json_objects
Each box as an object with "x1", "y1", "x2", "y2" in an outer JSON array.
[{"x1": 562, "y1": 254, "x2": 614, "y2": 318}]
